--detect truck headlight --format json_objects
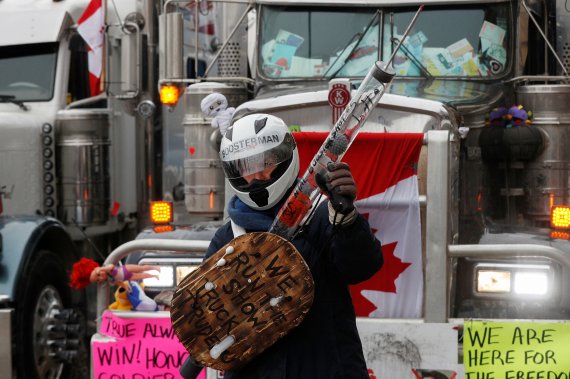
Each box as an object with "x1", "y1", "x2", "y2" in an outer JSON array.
[
  {"x1": 142, "y1": 266, "x2": 174, "y2": 287},
  {"x1": 513, "y1": 271, "x2": 548, "y2": 295},
  {"x1": 475, "y1": 263, "x2": 552, "y2": 297},
  {"x1": 477, "y1": 270, "x2": 511, "y2": 293},
  {"x1": 138, "y1": 258, "x2": 203, "y2": 289}
]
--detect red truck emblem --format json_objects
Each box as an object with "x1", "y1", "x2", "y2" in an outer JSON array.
[{"x1": 328, "y1": 82, "x2": 351, "y2": 125}]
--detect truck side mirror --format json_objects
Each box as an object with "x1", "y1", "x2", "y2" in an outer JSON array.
[
  {"x1": 119, "y1": 18, "x2": 143, "y2": 97},
  {"x1": 159, "y1": 11, "x2": 183, "y2": 81}
]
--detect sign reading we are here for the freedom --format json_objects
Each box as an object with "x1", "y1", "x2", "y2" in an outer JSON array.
[{"x1": 463, "y1": 320, "x2": 570, "y2": 379}]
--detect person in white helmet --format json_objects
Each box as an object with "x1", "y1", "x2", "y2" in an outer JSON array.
[{"x1": 202, "y1": 113, "x2": 383, "y2": 379}]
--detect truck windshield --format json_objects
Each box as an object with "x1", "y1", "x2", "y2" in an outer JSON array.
[
  {"x1": 258, "y1": 3, "x2": 510, "y2": 79},
  {"x1": 0, "y1": 43, "x2": 57, "y2": 102}
]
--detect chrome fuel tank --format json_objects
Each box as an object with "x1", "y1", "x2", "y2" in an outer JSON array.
[
  {"x1": 516, "y1": 85, "x2": 570, "y2": 221},
  {"x1": 55, "y1": 109, "x2": 111, "y2": 226},
  {"x1": 182, "y1": 82, "x2": 247, "y2": 218}
]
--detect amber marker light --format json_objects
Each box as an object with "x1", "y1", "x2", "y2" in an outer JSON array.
[
  {"x1": 159, "y1": 84, "x2": 181, "y2": 106},
  {"x1": 551, "y1": 205, "x2": 570, "y2": 229},
  {"x1": 550, "y1": 231, "x2": 570, "y2": 240},
  {"x1": 150, "y1": 201, "x2": 173, "y2": 224},
  {"x1": 153, "y1": 225, "x2": 175, "y2": 234}
]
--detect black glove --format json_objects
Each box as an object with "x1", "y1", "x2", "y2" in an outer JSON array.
[{"x1": 315, "y1": 161, "x2": 357, "y2": 214}]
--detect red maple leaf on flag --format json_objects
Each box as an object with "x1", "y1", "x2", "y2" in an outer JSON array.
[{"x1": 349, "y1": 241, "x2": 412, "y2": 316}]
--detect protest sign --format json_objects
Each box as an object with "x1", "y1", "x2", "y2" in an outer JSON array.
[
  {"x1": 92, "y1": 311, "x2": 204, "y2": 379},
  {"x1": 358, "y1": 321, "x2": 461, "y2": 378},
  {"x1": 171, "y1": 232, "x2": 314, "y2": 371},
  {"x1": 464, "y1": 320, "x2": 570, "y2": 379}
]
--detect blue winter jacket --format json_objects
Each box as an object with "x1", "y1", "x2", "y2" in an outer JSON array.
[{"x1": 205, "y1": 199, "x2": 383, "y2": 379}]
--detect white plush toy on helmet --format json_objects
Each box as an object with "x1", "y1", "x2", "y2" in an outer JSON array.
[
  {"x1": 220, "y1": 114, "x2": 299, "y2": 210},
  {"x1": 200, "y1": 92, "x2": 236, "y2": 136}
]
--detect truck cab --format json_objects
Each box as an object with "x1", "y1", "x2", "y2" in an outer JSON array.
[
  {"x1": 0, "y1": 0, "x2": 158, "y2": 377},
  {"x1": 160, "y1": 0, "x2": 570, "y2": 320},
  {"x1": 224, "y1": 0, "x2": 570, "y2": 321},
  {"x1": 91, "y1": 0, "x2": 570, "y2": 377}
]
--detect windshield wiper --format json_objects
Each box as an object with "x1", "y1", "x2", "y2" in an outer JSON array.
[
  {"x1": 390, "y1": 37, "x2": 433, "y2": 79},
  {"x1": 322, "y1": 10, "x2": 380, "y2": 79},
  {"x1": 0, "y1": 94, "x2": 30, "y2": 111}
]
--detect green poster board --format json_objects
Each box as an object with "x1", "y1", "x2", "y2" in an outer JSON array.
[{"x1": 464, "y1": 320, "x2": 570, "y2": 379}]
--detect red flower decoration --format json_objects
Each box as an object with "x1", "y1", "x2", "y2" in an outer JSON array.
[{"x1": 69, "y1": 257, "x2": 100, "y2": 289}]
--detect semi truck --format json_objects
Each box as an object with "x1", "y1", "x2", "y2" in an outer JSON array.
[
  {"x1": 110, "y1": 0, "x2": 569, "y2": 376},
  {"x1": 2, "y1": 0, "x2": 570, "y2": 377},
  {"x1": 0, "y1": 0, "x2": 193, "y2": 377}
]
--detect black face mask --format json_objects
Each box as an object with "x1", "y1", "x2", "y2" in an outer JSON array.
[
  {"x1": 249, "y1": 188, "x2": 270, "y2": 207},
  {"x1": 239, "y1": 179, "x2": 272, "y2": 208}
]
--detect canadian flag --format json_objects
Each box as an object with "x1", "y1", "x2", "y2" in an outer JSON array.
[
  {"x1": 184, "y1": 1, "x2": 216, "y2": 35},
  {"x1": 295, "y1": 132, "x2": 424, "y2": 318},
  {"x1": 77, "y1": 0, "x2": 105, "y2": 96}
]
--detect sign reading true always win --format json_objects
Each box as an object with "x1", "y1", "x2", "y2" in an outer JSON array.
[
  {"x1": 464, "y1": 320, "x2": 570, "y2": 379},
  {"x1": 92, "y1": 311, "x2": 205, "y2": 379}
]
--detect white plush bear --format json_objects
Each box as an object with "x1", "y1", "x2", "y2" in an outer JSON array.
[{"x1": 200, "y1": 92, "x2": 235, "y2": 136}]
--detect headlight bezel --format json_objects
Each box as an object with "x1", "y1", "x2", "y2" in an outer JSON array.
[
  {"x1": 473, "y1": 262, "x2": 555, "y2": 300},
  {"x1": 139, "y1": 257, "x2": 203, "y2": 289}
]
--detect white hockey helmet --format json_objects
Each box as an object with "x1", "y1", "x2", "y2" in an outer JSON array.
[{"x1": 220, "y1": 114, "x2": 299, "y2": 210}]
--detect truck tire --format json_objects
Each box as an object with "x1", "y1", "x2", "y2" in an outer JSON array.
[{"x1": 15, "y1": 250, "x2": 88, "y2": 379}]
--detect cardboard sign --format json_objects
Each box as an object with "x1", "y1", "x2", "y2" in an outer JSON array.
[
  {"x1": 171, "y1": 232, "x2": 314, "y2": 371},
  {"x1": 464, "y1": 320, "x2": 570, "y2": 378},
  {"x1": 358, "y1": 321, "x2": 462, "y2": 378},
  {"x1": 92, "y1": 311, "x2": 204, "y2": 379}
]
